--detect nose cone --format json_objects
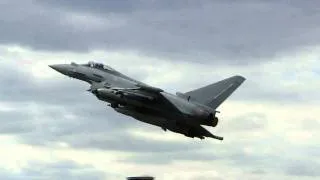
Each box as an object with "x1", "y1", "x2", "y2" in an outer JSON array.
[{"x1": 49, "y1": 64, "x2": 72, "y2": 76}]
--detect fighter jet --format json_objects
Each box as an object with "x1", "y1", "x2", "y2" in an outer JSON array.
[{"x1": 49, "y1": 61, "x2": 245, "y2": 140}]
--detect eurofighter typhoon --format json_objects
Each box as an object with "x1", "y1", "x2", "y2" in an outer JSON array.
[{"x1": 49, "y1": 61, "x2": 245, "y2": 140}]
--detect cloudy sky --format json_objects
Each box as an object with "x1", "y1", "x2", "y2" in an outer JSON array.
[{"x1": 0, "y1": 0, "x2": 319, "y2": 179}]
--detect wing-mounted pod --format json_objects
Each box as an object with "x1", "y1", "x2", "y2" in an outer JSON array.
[{"x1": 88, "y1": 84, "x2": 158, "y2": 109}]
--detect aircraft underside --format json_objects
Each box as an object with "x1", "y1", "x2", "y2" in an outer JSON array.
[{"x1": 112, "y1": 104, "x2": 216, "y2": 140}]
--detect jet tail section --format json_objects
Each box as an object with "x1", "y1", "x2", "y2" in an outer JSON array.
[{"x1": 183, "y1": 75, "x2": 245, "y2": 109}]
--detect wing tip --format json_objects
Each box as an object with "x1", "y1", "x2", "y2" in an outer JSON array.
[{"x1": 233, "y1": 75, "x2": 246, "y2": 84}]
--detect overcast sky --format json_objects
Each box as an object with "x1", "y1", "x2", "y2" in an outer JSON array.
[{"x1": 0, "y1": 0, "x2": 319, "y2": 179}]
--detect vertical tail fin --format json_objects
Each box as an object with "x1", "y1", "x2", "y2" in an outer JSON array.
[{"x1": 183, "y1": 75, "x2": 246, "y2": 109}]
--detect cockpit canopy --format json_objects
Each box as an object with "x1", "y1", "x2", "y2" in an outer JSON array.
[{"x1": 82, "y1": 61, "x2": 115, "y2": 71}]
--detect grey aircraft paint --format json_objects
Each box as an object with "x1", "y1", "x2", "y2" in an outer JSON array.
[{"x1": 49, "y1": 61, "x2": 245, "y2": 140}]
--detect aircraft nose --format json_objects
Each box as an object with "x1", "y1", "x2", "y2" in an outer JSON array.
[{"x1": 49, "y1": 64, "x2": 72, "y2": 75}]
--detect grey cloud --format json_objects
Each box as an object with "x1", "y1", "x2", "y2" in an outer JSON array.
[
  {"x1": 251, "y1": 169, "x2": 267, "y2": 175},
  {"x1": 228, "y1": 152, "x2": 278, "y2": 168},
  {"x1": 305, "y1": 146, "x2": 320, "y2": 158},
  {"x1": 301, "y1": 119, "x2": 320, "y2": 130},
  {"x1": 64, "y1": 133, "x2": 205, "y2": 153},
  {"x1": 0, "y1": 111, "x2": 34, "y2": 134},
  {"x1": 221, "y1": 113, "x2": 267, "y2": 133},
  {"x1": 1, "y1": 0, "x2": 320, "y2": 63},
  {"x1": 285, "y1": 160, "x2": 320, "y2": 177},
  {"x1": 119, "y1": 150, "x2": 220, "y2": 165},
  {"x1": 121, "y1": 145, "x2": 312, "y2": 178},
  {"x1": 119, "y1": 138, "x2": 287, "y2": 166},
  {"x1": 37, "y1": 0, "x2": 156, "y2": 14},
  {"x1": 0, "y1": 64, "x2": 96, "y2": 106},
  {"x1": 189, "y1": 175, "x2": 224, "y2": 180},
  {"x1": 220, "y1": 75, "x2": 320, "y2": 104},
  {"x1": 0, "y1": 0, "x2": 75, "y2": 51},
  {"x1": 0, "y1": 160, "x2": 107, "y2": 180}
]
